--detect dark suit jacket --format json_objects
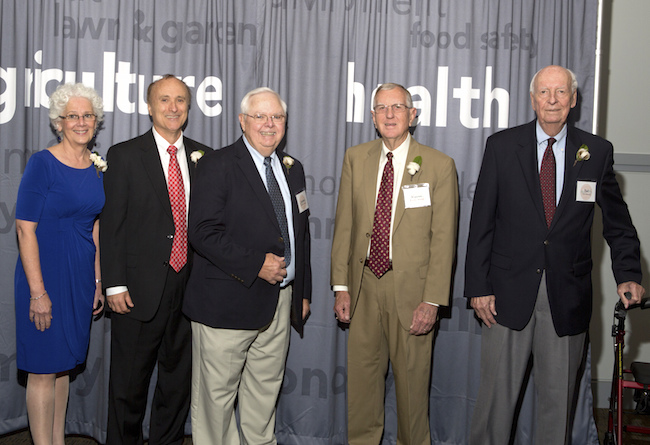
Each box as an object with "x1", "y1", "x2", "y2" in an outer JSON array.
[
  {"x1": 182, "y1": 137, "x2": 312, "y2": 334},
  {"x1": 465, "y1": 120, "x2": 641, "y2": 336},
  {"x1": 100, "y1": 129, "x2": 211, "y2": 322}
]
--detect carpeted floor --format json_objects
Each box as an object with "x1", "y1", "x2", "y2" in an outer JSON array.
[
  {"x1": 1, "y1": 409, "x2": 650, "y2": 444},
  {"x1": 594, "y1": 407, "x2": 650, "y2": 444},
  {"x1": 0, "y1": 430, "x2": 193, "y2": 444}
]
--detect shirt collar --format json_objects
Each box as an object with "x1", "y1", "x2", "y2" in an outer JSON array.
[
  {"x1": 381, "y1": 133, "x2": 411, "y2": 160},
  {"x1": 242, "y1": 134, "x2": 277, "y2": 164},
  {"x1": 152, "y1": 126, "x2": 184, "y2": 152},
  {"x1": 535, "y1": 121, "x2": 567, "y2": 146}
]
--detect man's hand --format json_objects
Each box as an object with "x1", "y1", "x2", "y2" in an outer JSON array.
[
  {"x1": 334, "y1": 290, "x2": 351, "y2": 323},
  {"x1": 471, "y1": 295, "x2": 497, "y2": 328},
  {"x1": 107, "y1": 290, "x2": 135, "y2": 314},
  {"x1": 617, "y1": 281, "x2": 646, "y2": 308},
  {"x1": 258, "y1": 253, "x2": 287, "y2": 285},
  {"x1": 302, "y1": 299, "x2": 311, "y2": 320},
  {"x1": 410, "y1": 303, "x2": 438, "y2": 335}
]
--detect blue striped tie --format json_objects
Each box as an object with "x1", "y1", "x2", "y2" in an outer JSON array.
[{"x1": 264, "y1": 157, "x2": 291, "y2": 266}]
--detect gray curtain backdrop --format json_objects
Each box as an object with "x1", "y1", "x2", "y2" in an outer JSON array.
[{"x1": 0, "y1": 1, "x2": 600, "y2": 444}]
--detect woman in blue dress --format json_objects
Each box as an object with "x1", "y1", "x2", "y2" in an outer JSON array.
[{"x1": 14, "y1": 83, "x2": 106, "y2": 445}]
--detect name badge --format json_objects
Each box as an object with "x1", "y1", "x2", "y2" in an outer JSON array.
[
  {"x1": 576, "y1": 181, "x2": 596, "y2": 202},
  {"x1": 296, "y1": 190, "x2": 309, "y2": 213},
  {"x1": 402, "y1": 183, "x2": 431, "y2": 208}
]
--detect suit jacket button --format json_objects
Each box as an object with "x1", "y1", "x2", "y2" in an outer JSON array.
[
  {"x1": 536, "y1": 268, "x2": 542, "y2": 274},
  {"x1": 167, "y1": 234, "x2": 174, "y2": 239},
  {"x1": 543, "y1": 240, "x2": 549, "y2": 246},
  {"x1": 366, "y1": 233, "x2": 371, "y2": 238},
  {"x1": 163, "y1": 261, "x2": 169, "y2": 267}
]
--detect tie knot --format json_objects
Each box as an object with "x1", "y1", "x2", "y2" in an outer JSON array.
[
  {"x1": 264, "y1": 157, "x2": 272, "y2": 167},
  {"x1": 386, "y1": 152, "x2": 393, "y2": 160},
  {"x1": 547, "y1": 138, "x2": 556, "y2": 148},
  {"x1": 167, "y1": 145, "x2": 177, "y2": 156}
]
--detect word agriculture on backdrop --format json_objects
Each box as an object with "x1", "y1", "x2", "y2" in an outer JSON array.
[{"x1": 0, "y1": 51, "x2": 224, "y2": 125}]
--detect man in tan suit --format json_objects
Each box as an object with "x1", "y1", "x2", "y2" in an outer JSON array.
[{"x1": 331, "y1": 83, "x2": 458, "y2": 445}]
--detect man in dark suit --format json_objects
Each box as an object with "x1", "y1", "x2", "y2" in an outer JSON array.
[
  {"x1": 182, "y1": 87, "x2": 311, "y2": 444},
  {"x1": 465, "y1": 65, "x2": 645, "y2": 444},
  {"x1": 100, "y1": 75, "x2": 210, "y2": 445}
]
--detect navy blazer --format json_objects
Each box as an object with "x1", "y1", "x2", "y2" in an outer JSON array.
[
  {"x1": 183, "y1": 137, "x2": 312, "y2": 334},
  {"x1": 100, "y1": 129, "x2": 211, "y2": 322},
  {"x1": 465, "y1": 120, "x2": 641, "y2": 336}
]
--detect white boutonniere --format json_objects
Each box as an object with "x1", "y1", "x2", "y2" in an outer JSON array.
[
  {"x1": 573, "y1": 144, "x2": 590, "y2": 167},
  {"x1": 190, "y1": 150, "x2": 205, "y2": 164},
  {"x1": 89, "y1": 151, "x2": 107, "y2": 177},
  {"x1": 283, "y1": 155, "x2": 294, "y2": 170},
  {"x1": 407, "y1": 156, "x2": 422, "y2": 176}
]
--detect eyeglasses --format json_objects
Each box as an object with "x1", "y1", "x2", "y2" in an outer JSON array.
[
  {"x1": 59, "y1": 113, "x2": 97, "y2": 122},
  {"x1": 243, "y1": 113, "x2": 286, "y2": 124},
  {"x1": 373, "y1": 104, "x2": 410, "y2": 114}
]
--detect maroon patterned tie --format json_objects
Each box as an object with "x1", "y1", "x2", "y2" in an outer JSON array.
[
  {"x1": 368, "y1": 152, "x2": 394, "y2": 278},
  {"x1": 540, "y1": 138, "x2": 556, "y2": 228},
  {"x1": 167, "y1": 145, "x2": 187, "y2": 272}
]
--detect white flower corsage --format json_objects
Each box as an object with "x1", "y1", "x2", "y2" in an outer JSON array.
[
  {"x1": 89, "y1": 151, "x2": 108, "y2": 177},
  {"x1": 573, "y1": 144, "x2": 590, "y2": 167},
  {"x1": 283, "y1": 155, "x2": 294, "y2": 169},
  {"x1": 407, "y1": 155, "x2": 422, "y2": 176},
  {"x1": 190, "y1": 150, "x2": 205, "y2": 164}
]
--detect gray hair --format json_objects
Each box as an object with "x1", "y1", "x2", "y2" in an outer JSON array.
[
  {"x1": 529, "y1": 66, "x2": 578, "y2": 94},
  {"x1": 240, "y1": 87, "x2": 287, "y2": 115},
  {"x1": 49, "y1": 83, "x2": 104, "y2": 132},
  {"x1": 373, "y1": 83, "x2": 413, "y2": 108}
]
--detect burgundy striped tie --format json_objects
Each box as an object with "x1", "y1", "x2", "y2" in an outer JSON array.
[
  {"x1": 368, "y1": 152, "x2": 393, "y2": 278},
  {"x1": 540, "y1": 138, "x2": 556, "y2": 228}
]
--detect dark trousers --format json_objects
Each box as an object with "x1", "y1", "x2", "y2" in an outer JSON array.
[{"x1": 106, "y1": 266, "x2": 192, "y2": 445}]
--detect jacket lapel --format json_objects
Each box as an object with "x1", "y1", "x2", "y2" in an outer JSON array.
[
  {"x1": 184, "y1": 139, "x2": 198, "y2": 180},
  {"x1": 393, "y1": 140, "x2": 421, "y2": 230},
  {"x1": 552, "y1": 128, "x2": 583, "y2": 228},
  {"x1": 235, "y1": 139, "x2": 280, "y2": 231},
  {"x1": 363, "y1": 141, "x2": 382, "y2": 226},
  {"x1": 140, "y1": 130, "x2": 173, "y2": 220},
  {"x1": 516, "y1": 122, "x2": 547, "y2": 227}
]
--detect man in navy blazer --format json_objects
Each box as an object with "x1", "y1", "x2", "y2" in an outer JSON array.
[
  {"x1": 101, "y1": 75, "x2": 211, "y2": 444},
  {"x1": 465, "y1": 65, "x2": 645, "y2": 444},
  {"x1": 182, "y1": 87, "x2": 312, "y2": 444}
]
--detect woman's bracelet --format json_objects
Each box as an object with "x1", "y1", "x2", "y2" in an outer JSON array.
[
  {"x1": 30, "y1": 291, "x2": 47, "y2": 301},
  {"x1": 95, "y1": 278, "x2": 102, "y2": 284}
]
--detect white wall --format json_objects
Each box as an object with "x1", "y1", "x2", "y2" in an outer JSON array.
[{"x1": 590, "y1": 0, "x2": 650, "y2": 408}]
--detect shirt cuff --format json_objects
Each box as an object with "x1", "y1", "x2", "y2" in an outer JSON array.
[
  {"x1": 333, "y1": 285, "x2": 348, "y2": 292},
  {"x1": 106, "y1": 286, "x2": 128, "y2": 296}
]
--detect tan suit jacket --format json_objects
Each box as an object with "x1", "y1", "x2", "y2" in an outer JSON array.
[{"x1": 331, "y1": 137, "x2": 459, "y2": 328}]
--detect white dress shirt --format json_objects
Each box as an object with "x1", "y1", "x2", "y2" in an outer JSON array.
[{"x1": 243, "y1": 135, "x2": 296, "y2": 287}]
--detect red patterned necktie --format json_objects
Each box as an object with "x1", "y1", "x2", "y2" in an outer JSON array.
[
  {"x1": 368, "y1": 152, "x2": 393, "y2": 278},
  {"x1": 540, "y1": 137, "x2": 556, "y2": 228},
  {"x1": 167, "y1": 145, "x2": 187, "y2": 272}
]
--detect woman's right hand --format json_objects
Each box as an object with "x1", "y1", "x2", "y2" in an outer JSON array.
[{"x1": 29, "y1": 293, "x2": 53, "y2": 332}]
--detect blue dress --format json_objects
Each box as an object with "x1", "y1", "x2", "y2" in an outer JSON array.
[{"x1": 14, "y1": 149, "x2": 105, "y2": 374}]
